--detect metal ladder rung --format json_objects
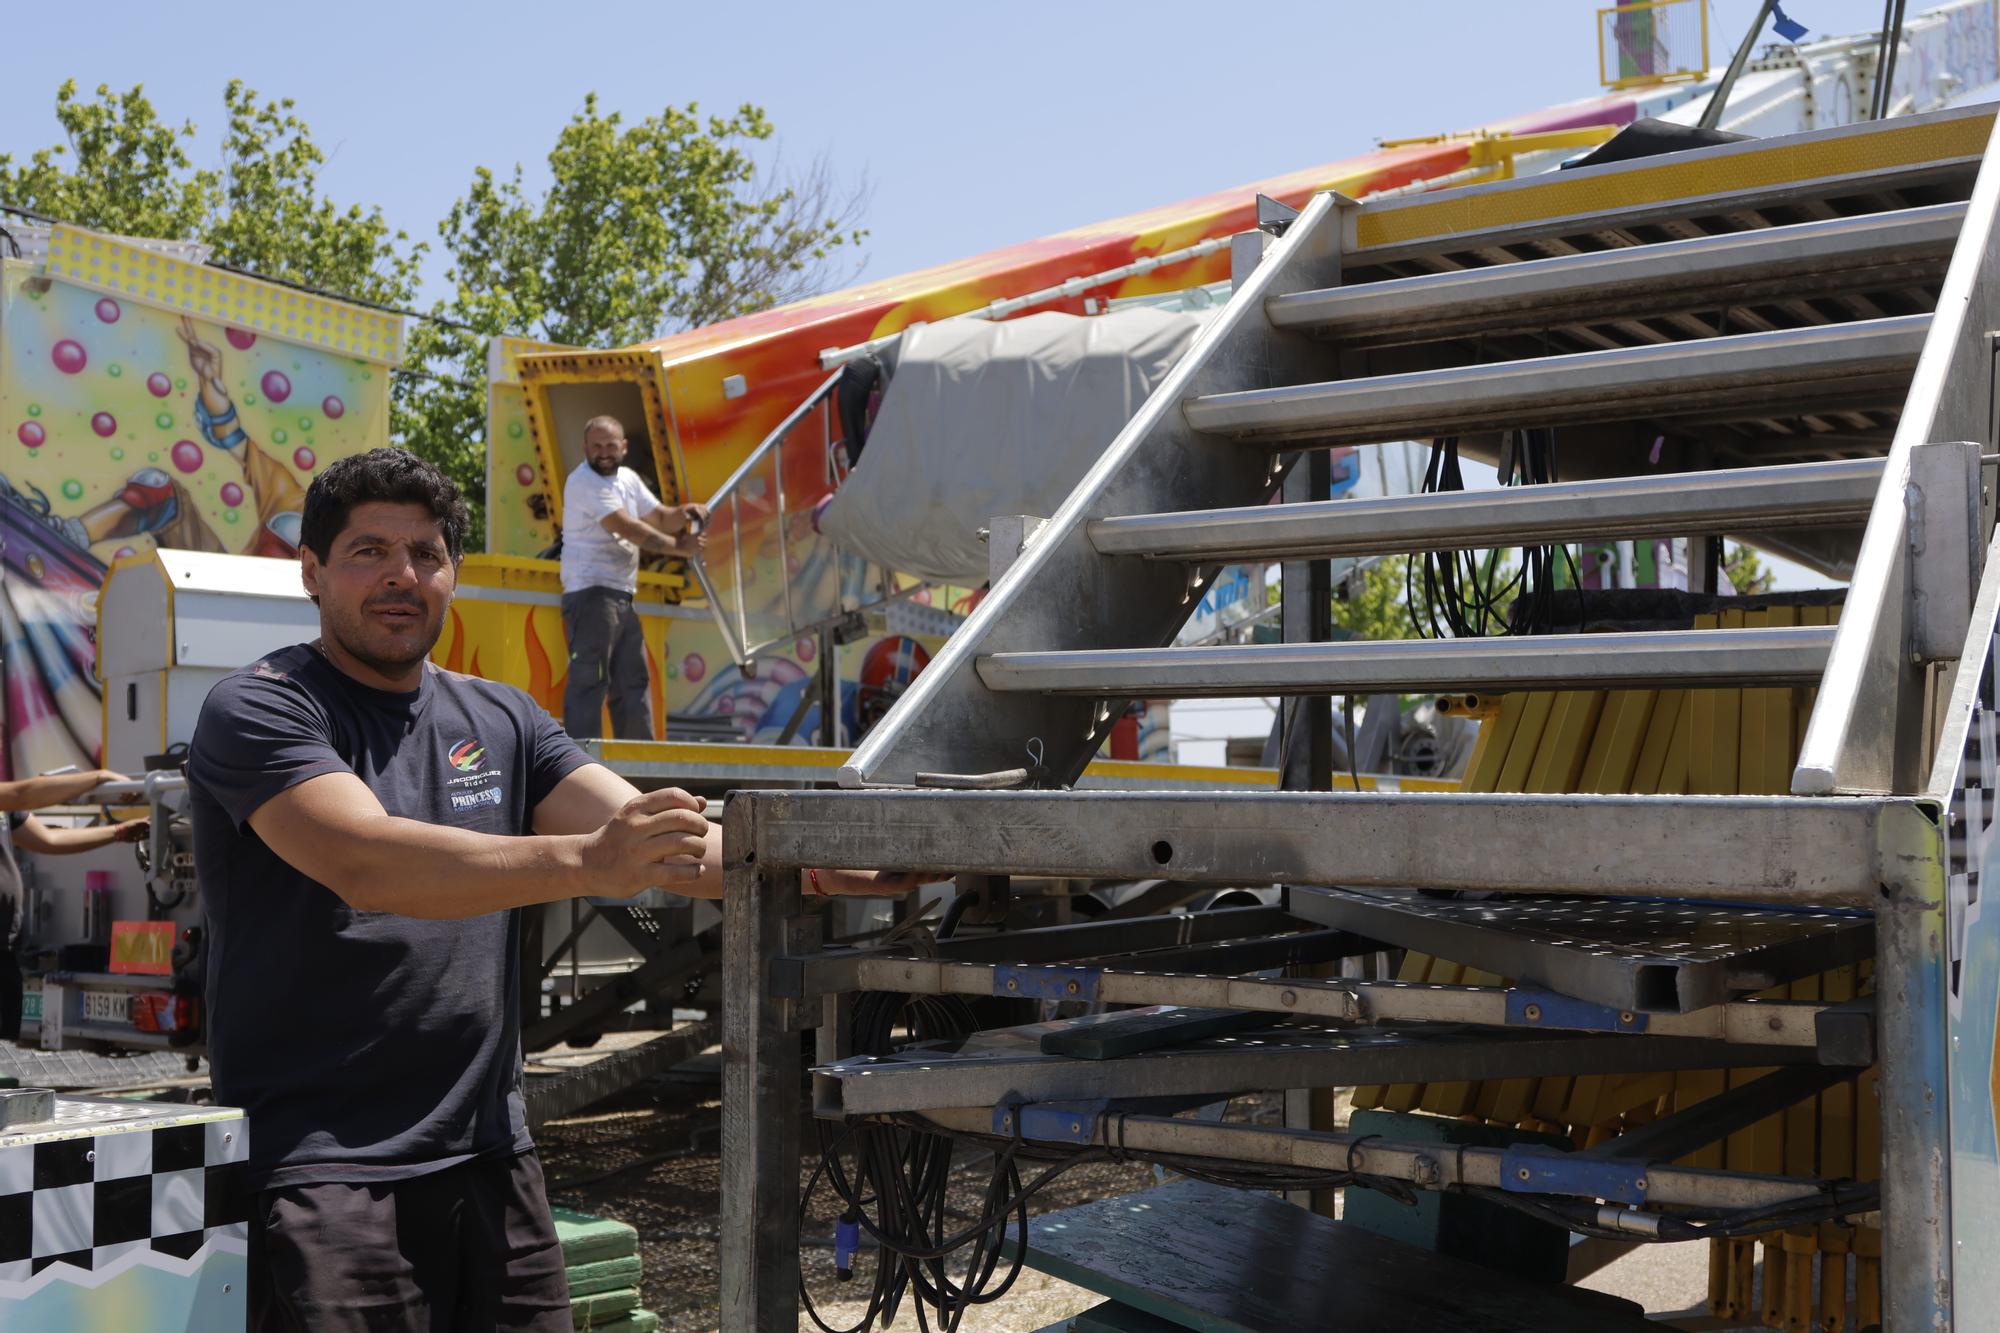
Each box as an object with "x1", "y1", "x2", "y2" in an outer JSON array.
[
  {"x1": 1182, "y1": 315, "x2": 1928, "y2": 448},
  {"x1": 1267, "y1": 202, "x2": 1963, "y2": 346},
  {"x1": 1089, "y1": 458, "x2": 1883, "y2": 563},
  {"x1": 977, "y1": 626, "x2": 1835, "y2": 697}
]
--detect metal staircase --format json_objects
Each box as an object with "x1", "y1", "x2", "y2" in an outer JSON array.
[{"x1": 720, "y1": 103, "x2": 2000, "y2": 1331}]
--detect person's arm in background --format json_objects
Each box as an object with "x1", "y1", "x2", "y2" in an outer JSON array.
[
  {"x1": 529, "y1": 763, "x2": 921, "y2": 900},
  {"x1": 12, "y1": 814, "x2": 149, "y2": 855},
  {"x1": 0, "y1": 770, "x2": 132, "y2": 811},
  {"x1": 599, "y1": 508, "x2": 701, "y2": 560},
  {"x1": 639, "y1": 502, "x2": 708, "y2": 539}
]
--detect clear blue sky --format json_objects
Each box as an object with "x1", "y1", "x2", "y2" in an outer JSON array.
[{"x1": 0, "y1": 0, "x2": 1924, "y2": 308}]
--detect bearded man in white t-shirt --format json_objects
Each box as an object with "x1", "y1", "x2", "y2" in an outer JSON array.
[{"x1": 558, "y1": 416, "x2": 706, "y2": 739}]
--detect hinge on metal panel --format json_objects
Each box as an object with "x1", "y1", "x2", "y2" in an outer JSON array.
[
  {"x1": 1505, "y1": 988, "x2": 1649, "y2": 1033},
  {"x1": 1500, "y1": 1148, "x2": 1651, "y2": 1205},
  {"x1": 993, "y1": 1099, "x2": 1109, "y2": 1145},
  {"x1": 1255, "y1": 194, "x2": 1301, "y2": 236},
  {"x1": 994, "y1": 964, "x2": 1102, "y2": 1002}
]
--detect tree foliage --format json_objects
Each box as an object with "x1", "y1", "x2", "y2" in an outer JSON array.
[
  {"x1": 1723, "y1": 541, "x2": 1777, "y2": 595},
  {"x1": 0, "y1": 80, "x2": 422, "y2": 309},
  {"x1": 401, "y1": 96, "x2": 870, "y2": 523}
]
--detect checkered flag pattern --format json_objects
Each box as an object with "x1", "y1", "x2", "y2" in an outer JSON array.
[{"x1": 0, "y1": 1103, "x2": 249, "y2": 1281}]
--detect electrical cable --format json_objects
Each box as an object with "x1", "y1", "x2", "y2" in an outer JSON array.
[{"x1": 1408, "y1": 429, "x2": 1584, "y2": 639}]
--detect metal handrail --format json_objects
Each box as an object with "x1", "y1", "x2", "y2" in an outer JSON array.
[
  {"x1": 697, "y1": 370, "x2": 843, "y2": 515},
  {"x1": 1793, "y1": 111, "x2": 2000, "y2": 794}
]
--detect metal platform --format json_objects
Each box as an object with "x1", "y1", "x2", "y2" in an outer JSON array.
[
  {"x1": 813, "y1": 1013, "x2": 1815, "y2": 1115},
  {"x1": 1286, "y1": 888, "x2": 1876, "y2": 1014},
  {"x1": 1011, "y1": 1180, "x2": 1659, "y2": 1333},
  {"x1": 0, "y1": 1044, "x2": 197, "y2": 1090}
]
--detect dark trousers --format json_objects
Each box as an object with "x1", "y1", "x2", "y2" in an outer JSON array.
[
  {"x1": 249, "y1": 1151, "x2": 571, "y2": 1333},
  {"x1": 561, "y1": 586, "x2": 654, "y2": 740}
]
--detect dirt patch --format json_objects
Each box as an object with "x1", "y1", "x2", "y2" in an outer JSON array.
[{"x1": 535, "y1": 1079, "x2": 1158, "y2": 1332}]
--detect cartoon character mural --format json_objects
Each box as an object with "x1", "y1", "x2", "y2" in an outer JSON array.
[{"x1": 0, "y1": 227, "x2": 398, "y2": 777}]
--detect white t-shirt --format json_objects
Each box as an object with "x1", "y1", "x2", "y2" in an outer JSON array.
[{"x1": 560, "y1": 463, "x2": 663, "y2": 594}]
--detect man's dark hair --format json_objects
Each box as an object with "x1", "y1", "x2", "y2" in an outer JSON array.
[{"x1": 301, "y1": 447, "x2": 470, "y2": 563}]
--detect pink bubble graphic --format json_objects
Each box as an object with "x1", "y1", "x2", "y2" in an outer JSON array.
[
  {"x1": 114, "y1": 547, "x2": 137, "y2": 561},
  {"x1": 716, "y1": 696, "x2": 733, "y2": 713},
  {"x1": 322, "y1": 395, "x2": 345, "y2": 420},
  {"x1": 226, "y1": 328, "x2": 257, "y2": 350},
  {"x1": 91, "y1": 412, "x2": 117, "y2": 438},
  {"x1": 51, "y1": 341, "x2": 87, "y2": 375},
  {"x1": 260, "y1": 371, "x2": 292, "y2": 404},
  {"x1": 293, "y1": 446, "x2": 317, "y2": 471},
  {"x1": 146, "y1": 372, "x2": 172, "y2": 398},
  {"x1": 682, "y1": 653, "x2": 707, "y2": 684},
  {"x1": 515, "y1": 464, "x2": 536, "y2": 487},
  {"x1": 94, "y1": 298, "x2": 121, "y2": 324},
  {"x1": 796, "y1": 637, "x2": 816, "y2": 663},
  {"x1": 220, "y1": 482, "x2": 245, "y2": 508},
  {"x1": 170, "y1": 440, "x2": 204, "y2": 474},
  {"x1": 16, "y1": 422, "x2": 44, "y2": 448}
]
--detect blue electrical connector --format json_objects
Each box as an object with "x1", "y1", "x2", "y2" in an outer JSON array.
[{"x1": 834, "y1": 1213, "x2": 861, "y2": 1281}]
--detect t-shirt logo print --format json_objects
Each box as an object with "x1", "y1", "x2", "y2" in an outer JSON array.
[{"x1": 447, "y1": 739, "x2": 487, "y2": 774}]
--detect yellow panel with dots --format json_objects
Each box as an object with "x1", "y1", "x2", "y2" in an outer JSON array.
[{"x1": 42, "y1": 226, "x2": 404, "y2": 365}]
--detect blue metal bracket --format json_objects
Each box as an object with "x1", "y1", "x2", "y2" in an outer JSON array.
[
  {"x1": 1500, "y1": 1148, "x2": 1651, "y2": 1204},
  {"x1": 994, "y1": 964, "x2": 1102, "y2": 1002},
  {"x1": 1506, "y1": 988, "x2": 1649, "y2": 1033},
  {"x1": 993, "y1": 1099, "x2": 1109, "y2": 1144}
]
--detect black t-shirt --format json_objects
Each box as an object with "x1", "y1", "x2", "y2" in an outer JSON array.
[{"x1": 186, "y1": 643, "x2": 590, "y2": 1188}]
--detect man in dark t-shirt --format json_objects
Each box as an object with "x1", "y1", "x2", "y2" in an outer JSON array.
[{"x1": 186, "y1": 448, "x2": 911, "y2": 1333}]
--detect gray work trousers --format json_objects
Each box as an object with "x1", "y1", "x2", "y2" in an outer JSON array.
[{"x1": 560, "y1": 585, "x2": 654, "y2": 740}]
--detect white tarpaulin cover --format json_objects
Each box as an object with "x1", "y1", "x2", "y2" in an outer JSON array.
[{"x1": 815, "y1": 307, "x2": 1211, "y2": 583}]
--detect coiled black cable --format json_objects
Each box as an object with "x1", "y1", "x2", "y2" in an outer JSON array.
[{"x1": 1408, "y1": 430, "x2": 1585, "y2": 639}]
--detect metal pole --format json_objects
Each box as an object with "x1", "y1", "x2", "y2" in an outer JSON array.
[
  {"x1": 1875, "y1": 851, "x2": 1954, "y2": 1328},
  {"x1": 1279, "y1": 449, "x2": 1334, "y2": 791},
  {"x1": 1697, "y1": 0, "x2": 1781, "y2": 131},
  {"x1": 719, "y1": 796, "x2": 804, "y2": 1330}
]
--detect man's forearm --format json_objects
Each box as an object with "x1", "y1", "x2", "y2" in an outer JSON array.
[
  {"x1": 642, "y1": 507, "x2": 689, "y2": 537},
  {"x1": 317, "y1": 816, "x2": 596, "y2": 918}
]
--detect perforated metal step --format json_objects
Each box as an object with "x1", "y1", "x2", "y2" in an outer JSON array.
[{"x1": 1286, "y1": 887, "x2": 1874, "y2": 1014}]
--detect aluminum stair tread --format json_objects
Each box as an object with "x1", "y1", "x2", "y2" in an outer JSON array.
[
  {"x1": 1089, "y1": 458, "x2": 1883, "y2": 562},
  {"x1": 1181, "y1": 315, "x2": 1928, "y2": 448},
  {"x1": 976, "y1": 626, "x2": 1835, "y2": 697},
  {"x1": 1269, "y1": 202, "x2": 1962, "y2": 346}
]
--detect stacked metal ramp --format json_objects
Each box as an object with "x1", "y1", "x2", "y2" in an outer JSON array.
[{"x1": 721, "y1": 105, "x2": 2000, "y2": 1332}]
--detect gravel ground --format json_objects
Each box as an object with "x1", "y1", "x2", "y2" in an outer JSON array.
[{"x1": 534, "y1": 1078, "x2": 1152, "y2": 1332}]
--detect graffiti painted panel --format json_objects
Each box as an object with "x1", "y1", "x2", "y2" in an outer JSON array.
[{"x1": 0, "y1": 255, "x2": 394, "y2": 776}]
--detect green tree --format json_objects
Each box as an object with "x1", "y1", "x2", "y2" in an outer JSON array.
[
  {"x1": 1262, "y1": 555, "x2": 1423, "y2": 640},
  {"x1": 1723, "y1": 541, "x2": 1776, "y2": 595},
  {"x1": 1333, "y1": 555, "x2": 1421, "y2": 640},
  {"x1": 0, "y1": 80, "x2": 422, "y2": 310},
  {"x1": 404, "y1": 95, "x2": 870, "y2": 523}
]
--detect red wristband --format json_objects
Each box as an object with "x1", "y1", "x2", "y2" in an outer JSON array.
[{"x1": 807, "y1": 868, "x2": 826, "y2": 897}]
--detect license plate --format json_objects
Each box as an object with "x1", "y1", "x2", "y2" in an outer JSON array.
[
  {"x1": 81, "y1": 991, "x2": 130, "y2": 1024},
  {"x1": 21, "y1": 990, "x2": 39, "y2": 1022}
]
